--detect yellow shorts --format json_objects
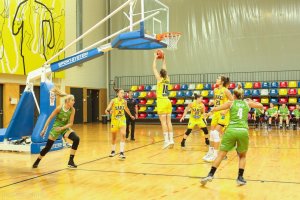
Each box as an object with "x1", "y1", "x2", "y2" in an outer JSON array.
[
  {"x1": 157, "y1": 98, "x2": 172, "y2": 115},
  {"x1": 188, "y1": 118, "x2": 207, "y2": 129},
  {"x1": 211, "y1": 111, "x2": 230, "y2": 127},
  {"x1": 111, "y1": 118, "x2": 126, "y2": 132}
]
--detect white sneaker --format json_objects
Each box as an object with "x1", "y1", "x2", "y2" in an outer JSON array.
[
  {"x1": 162, "y1": 141, "x2": 171, "y2": 149},
  {"x1": 200, "y1": 175, "x2": 214, "y2": 185},
  {"x1": 204, "y1": 154, "x2": 216, "y2": 162},
  {"x1": 169, "y1": 141, "x2": 174, "y2": 149},
  {"x1": 202, "y1": 152, "x2": 212, "y2": 160}
]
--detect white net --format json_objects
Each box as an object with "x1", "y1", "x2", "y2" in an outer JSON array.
[{"x1": 161, "y1": 32, "x2": 181, "y2": 50}]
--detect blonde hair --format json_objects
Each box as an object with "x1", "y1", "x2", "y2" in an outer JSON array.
[
  {"x1": 233, "y1": 83, "x2": 244, "y2": 99},
  {"x1": 64, "y1": 94, "x2": 75, "y2": 103}
]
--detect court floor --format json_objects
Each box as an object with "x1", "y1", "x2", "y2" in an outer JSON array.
[{"x1": 0, "y1": 123, "x2": 300, "y2": 200}]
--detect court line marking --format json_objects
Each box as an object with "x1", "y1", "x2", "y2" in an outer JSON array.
[
  {"x1": 0, "y1": 135, "x2": 183, "y2": 189},
  {"x1": 71, "y1": 168, "x2": 300, "y2": 185}
]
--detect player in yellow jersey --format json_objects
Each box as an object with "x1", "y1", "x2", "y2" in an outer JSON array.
[
  {"x1": 180, "y1": 93, "x2": 209, "y2": 149},
  {"x1": 203, "y1": 75, "x2": 233, "y2": 162},
  {"x1": 105, "y1": 88, "x2": 135, "y2": 160},
  {"x1": 152, "y1": 52, "x2": 174, "y2": 149}
]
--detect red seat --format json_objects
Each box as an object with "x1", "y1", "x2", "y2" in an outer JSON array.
[
  {"x1": 263, "y1": 105, "x2": 269, "y2": 111},
  {"x1": 252, "y1": 98, "x2": 260, "y2": 103},
  {"x1": 139, "y1": 99, "x2": 147, "y2": 105},
  {"x1": 279, "y1": 81, "x2": 287, "y2": 88},
  {"x1": 138, "y1": 113, "x2": 147, "y2": 119},
  {"x1": 229, "y1": 83, "x2": 236, "y2": 89},
  {"x1": 170, "y1": 98, "x2": 177, "y2": 105},
  {"x1": 288, "y1": 89, "x2": 297, "y2": 95},
  {"x1": 253, "y1": 82, "x2": 261, "y2": 89},
  {"x1": 152, "y1": 92, "x2": 157, "y2": 98},
  {"x1": 205, "y1": 106, "x2": 209, "y2": 112},
  {"x1": 279, "y1": 97, "x2": 288, "y2": 104},
  {"x1": 176, "y1": 113, "x2": 183, "y2": 119},
  {"x1": 137, "y1": 85, "x2": 145, "y2": 91},
  {"x1": 202, "y1": 98, "x2": 209, "y2": 104},
  {"x1": 147, "y1": 91, "x2": 155, "y2": 98},
  {"x1": 176, "y1": 106, "x2": 185, "y2": 112},
  {"x1": 289, "y1": 105, "x2": 296, "y2": 111},
  {"x1": 212, "y1": 83, "x2": 219, "y2": 90},
  {"x1": 173, "y1": 84, "x2": 181, "y2": 90},
  {"x1": 124, "y1": 92, "x2": 129, "y2": 99}
]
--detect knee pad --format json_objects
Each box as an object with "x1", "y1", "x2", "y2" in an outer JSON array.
[
  {"x1": 211, "y1": 130, "x2": 220, "y2": 142},
  {"x1": 68, "y1": 132, "x2": 80, "y2": 150},
  {"x1": 202, "y1": 127, "x2": 208, "y2": 135},
  {"x1": 185, "y1": 129, "x2": 192, "y2": 136},
  {"x1": 40, "y1": 139, "x2": 55, "y2": 156}
]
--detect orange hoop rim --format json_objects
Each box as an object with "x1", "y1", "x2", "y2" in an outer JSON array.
[{"x1": 156, "y1": 32, "x2": 182, "y2": 41}]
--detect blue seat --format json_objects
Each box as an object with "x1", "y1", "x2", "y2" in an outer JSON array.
[
  {"x1": 298, "y1": 81, "x2": 300, "y2": 88},
  {"x1": 271, "y1": 82, "x2": 278, "y2": 88},
  {"x1": 181, "y1": 84, "x2": 188, "y2": 90},
  {"x1": 298, "y1": 98, "x2": 300, "y2": 103},
  {"x1": 252, "y1": 89, "x2": 260, "y2": 97},
  {"x1": 270, "y1": 98, "x2": 278, "y2": 104},
  {"x1": 244, "y1": 90, "x2": 252, "y2": 97},
  {"x1": 147, "y1": 106, "x2": 154, "y2": 112},
  {"x1": 171, "y1": 114, "x2": 177, "y2": 119},
  {"x1": 146, "y1": 114, "x2": 154, "y2": 119},
  {"x1": 144, "y1": 85, "x2": 152, "y2": 91},
  {"x1": 133, "y1": 92, "x2": 140, "y2": 98},
  {"x1": 204, "y1": 83, "x2": 211, "y2": 90},
  {"x1": 262, "y1": 82, "x2": 269, "y2": 88},
  {"x1": 154, "y1": 114, "x2": 159, "y2": 119},
  {"x1": 185, "y1": 91, "x2": 193, "y2": 97},
  {"x1": 269, "y1": 89, "x2": 278, "y2": 96},
  {"x1": 172, "y1": 106, "x2": 177, "y2": 112},
  {"x1": 208, "y1": 90, "x2": 214, "y2": 97},
  {"x1": 177, "y1": 91, "x2": 185, "y2": 97}
]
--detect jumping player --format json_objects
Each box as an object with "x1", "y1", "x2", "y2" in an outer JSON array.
[{"x1": 152, "y1": 51, "x2": 174, "y2": 149}]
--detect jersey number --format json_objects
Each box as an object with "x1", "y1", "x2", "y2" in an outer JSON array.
[
  {"x1": 162, "y1": 84, "x2": 168, "y2": 96},
  {"x1": 237, "y1": 108, "x2": 243, "y2": 119}
]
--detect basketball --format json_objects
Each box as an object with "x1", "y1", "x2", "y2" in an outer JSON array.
[{"x1": 156, "y1": 49, "x2": 164, "y2": 59}]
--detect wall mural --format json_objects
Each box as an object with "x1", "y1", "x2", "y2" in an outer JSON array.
[{"x1": 0, "y1": 0, "x2": 65, "y2": 77}]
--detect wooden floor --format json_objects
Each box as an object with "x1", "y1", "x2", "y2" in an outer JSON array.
[{"x1": 1, "y1": 123, "x2": 300, "y2": 200}]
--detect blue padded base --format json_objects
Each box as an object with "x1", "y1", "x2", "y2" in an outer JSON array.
[
  {"x1": 0, "y1": 128, "x2": 7, "y2": 142},
  {"x1": 31, "y1": 139, "x2": 63, "y2": 154},
  {"x1": 112, "y1": 30, "x2": 167, "y2": 50}
]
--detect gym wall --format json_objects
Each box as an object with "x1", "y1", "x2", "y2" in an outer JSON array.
[{"x1": 109, "y1": 0, "x2": 300, "y2": 78}]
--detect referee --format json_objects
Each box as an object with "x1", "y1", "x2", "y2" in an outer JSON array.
[{"x1": 125, "y1": 91, "x2": 138, "y2": 141}]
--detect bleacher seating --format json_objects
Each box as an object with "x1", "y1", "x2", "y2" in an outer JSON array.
[{"x1": 129, "y1": 79, "x2": 300, "y2": 121}]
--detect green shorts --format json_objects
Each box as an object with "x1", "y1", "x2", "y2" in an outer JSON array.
[
  {"x1": 220, "y1": 128, "x2": 249, "y2": 153},
  {"x1": 280, "y1": 115, "x2": 289, "y2": 120},
  {"x1": 50, "y1": 128, "x2": 71, "y2": 139}
]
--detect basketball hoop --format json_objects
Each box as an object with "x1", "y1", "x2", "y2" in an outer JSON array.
[{"x1": 156, "y1": 32, "x2": 182, "y2": 50}]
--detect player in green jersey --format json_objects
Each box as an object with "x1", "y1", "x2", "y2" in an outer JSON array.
[
  {"x1": 201, "y1": 83, "x2": 263, "y2": 186},
  {"x1": 278, "y1": 104, "x2": 290, "y2": 129},
  {"x1": 33, "y1": 92, "x2": 80, "y2": 168},
  {"x1": 291, "y1": 104, "x2": 300, "y2": 130}
]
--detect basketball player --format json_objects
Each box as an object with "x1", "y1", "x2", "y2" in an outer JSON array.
[
  {"x1": 291, "y1": 104, "x2": 300, "y2": 130},
  {"x1": 203, "y1": 76, "x2": 233, "y2": 162},
  {"x1": 152, "y1": 51, "x2": 174, "y2": 149},
  {"x1": 278, "y1": 103, "x2": 290, "y2": 129},
  {"x1": 105, "y1": 88, "x2": 135, "y2": 160},
  {"x1": 180, "y1": 93, "x2": 209, "y2": 148},
  {"x1": 201, "y1": 83, "x2": 263, "y2": 186},
  {"x1": 266, "y1": 103, "x2": 278, "y2": 130},
  {"x1": 33, "y1": 94, "x2": 80, "y2": 168}
]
